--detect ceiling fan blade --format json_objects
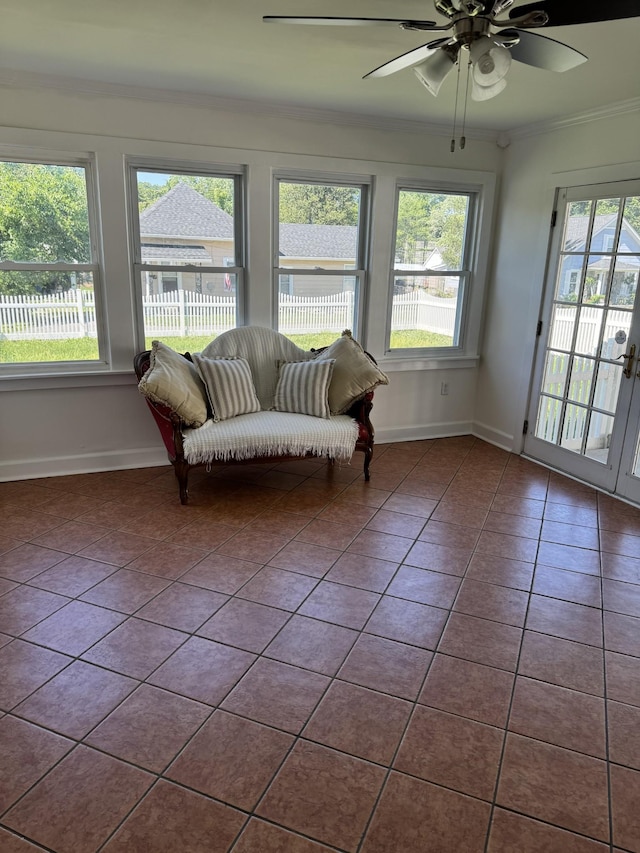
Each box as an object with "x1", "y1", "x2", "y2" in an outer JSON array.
[
  {"x1": 364, "y1": 44, "x2": 442, "y2": 78},
  {"x1": 509, "y1": 29, "x2": 588, "y2": 71},
  {"x1": 508, "y1": 0, "x2": 640, "y2": 26},
  {"x1": 263, "y1": 16, "x2": 436, "y2": 27}
]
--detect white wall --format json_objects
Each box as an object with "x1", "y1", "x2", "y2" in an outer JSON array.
[
  {"x1": 475, "y1": 110, "x2": 640, "y2": 452},
  {"x1": 0, "y1": 81, "x2": 502, "y2": 480}
]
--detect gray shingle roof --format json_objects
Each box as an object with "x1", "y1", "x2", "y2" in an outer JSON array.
[
  {"x1": 279, "y1": 223, "x2": 357, "y2": 259},
  {"x1": 139, "y1": 182, "x2": 234, "y2": 239},
  {"x1": 141, "y1": 243, "x2": 211, "y2": 262}
]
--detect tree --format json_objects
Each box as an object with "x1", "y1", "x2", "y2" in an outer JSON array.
[
  {"x1": 395, "y1": 191, "x2": 468, "y2": 270},
  {"x1": 428, "y1": 194, "x2": 469, "y2": 269},
  {"x1": 0, "y1": 162, "x2": 90, "y2": 295},
  {"x1": 279, "y1": 183, "x2": 359, "y2": 225}
]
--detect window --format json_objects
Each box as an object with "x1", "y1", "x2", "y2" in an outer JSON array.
[
  {"x1": 130, "y1": 166, "x2": 244, "y2": 350},
  {"x1": 387, "y1": 187, "x2": 475, "y2": 352},
  {"x1": 0, "y1": 158, "x2": 102, "y2": 369},
  {"x1": 274, "y1": 177, "x2": 369, "y2": 349}
]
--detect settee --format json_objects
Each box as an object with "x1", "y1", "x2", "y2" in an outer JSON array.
[{"x1": 134, "y1": 326, "x2": 388, "y2": 504}]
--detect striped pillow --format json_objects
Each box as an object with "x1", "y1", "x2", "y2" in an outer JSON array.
[
  {"x1": 273, "y1": 359, "x2": 335, "y2": 419},
  {"x1": 192, "y1": 355, "x2": 261, "y2": 422}
]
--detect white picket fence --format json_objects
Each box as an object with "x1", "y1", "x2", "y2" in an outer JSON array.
[{"x1": 0, "y1": 288, "x2": 459, "y2": 339}]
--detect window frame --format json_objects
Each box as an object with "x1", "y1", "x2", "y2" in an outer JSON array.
[
  {"x1": 384, "y1": 181, "x2": 480, "y2": 358},
  {"x1": 0, "y1": 149, "x2": 107, "y2": 376},
  {"x1": 272, "y1": 171, "x2": 372, "y2": 341},
  {"x1": 127, "y1": 159, "x2": 246, "y2": 350}
]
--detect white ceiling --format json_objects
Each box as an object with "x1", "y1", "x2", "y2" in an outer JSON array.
[{"x1": 1, "y1": 0, "x2": 638, "y2": 134}]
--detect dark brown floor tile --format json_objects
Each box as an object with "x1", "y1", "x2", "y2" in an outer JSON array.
[
  {"x1": 26, "y1": 555, "x2": 117, "y2": 596},
  {"x1": 135, "y1": 582, "x2": 227, "y2": 632},
  {"x1": 78, "y1": 568, "x2": 171, "y2": 614},
  {"x1": 484, "y1": 511, "x2": 543, "y2": 539},
  {"x1": 180, "y1": 553, "x2": 261, "y2": 594},
  {"x1": 532, "y1": 565, "x2": 602, "y2": 608},
  {"x1": 418, "y1": 519, "x2": 481, "y2": 550},
  {"x1": 324, "y1": 552, "x2": 398, "y2": 593},
  {"x1": 404, "y1": 540, "x2": 472, "y2": 577},
  {"x1": 342, "y1": 481, "x2": 394, "y2": 506},
  {"x1": 233, "y1": 819, "x2": 335, "y2": 853},
  {"x1": 268, "y1": 540, "x2": 341, "y2": 578},
  {"x1": 431, "y1": 500, "x2": 489, "y2": 529},
  {"x1": 419, "y1": 653, "x2": 514, "y2": 727},
  {"x1": 102, "y1": 779, "x2": 245, "y2": 853},
  {"x1": 30, "y1": 520, "x2": 110, "y2": 555},
  {"x1": 606, "y1": 650, "x2": 640, "y2": 707},
  {"x1": 601, "y1": 551, "x2": 640, "y2": 584},
  {"x1": 81, "y1": 617, "x2": 187, "y2": 680},
  {"x1": 453, "y1": 578, "x2": 529, "y2": 626},
  {"x1": 77, "y1": 530, "x2": 158, "y2": 566},
  {"x1": 297, "y1": 581, "x2": 380, "y2": 630},
  {"x1": 348, "y1": 522, "x2": 417, "y2": 562},
  {"x1": 296, "y1": 518, "x2": 361, "y2": 549},
  {"x1": 386, "y1": 566, "x2": 460, "y2": 608},
  {"x1": 167, "y1": 709, "x2": 292, "y2": 809},
  {"x1": 148, "y1": 636, "x2": 255, "y2": 704},
  {"x1": 237, "y1": 566, "x2": 318, "y2": 610},
  {"x1": 0, "y1": 639, "x2": 71, "y2": 711},
  {"x1": 318, "y1": 500, "x2": 377, "y2": 527},
  {"x1": 380, "y1": 493, "x2": 438, "y2": 518},
  {"x1": 216, "y1": 529, "x2": 291, "y2": 563},
  {"x1": 197, "y1": 597, "x2": 289, "y2": 652},
  {"x1": 611, "y1": 763, "x2": 640, "y2": 852},
  {"x1": 23, "y1": 600, "x2": 126, "y2": 655},
  {"x1": 0, "y1": 585, "x2": 70, "y2": 636},
  {"x1": 395, "y1": 705, "x2": 503, "y2": 800},
  {"x1": 2, "y1": 508, "x2": 64, "y2": 541},
  {"x1": 476, "y1": 530, "x2": 539, "y2": 563},
  {"x1": 0, "y1": 827, "x2": 48, "y2": 852},
  {"x1": 608, "y1": 699, "x2": 640, "y2": 770},
  {"x1": 337, "y1": 633, "x2": 432, "y2": 700},
  {"x1": 14, "y1": 660, "x2": 137, "y2": 739},
  {"x1": 603, "y1": 577, "x2": 640, "y2": 617},
  {"x1": 126, "y1": 543, "x2": 209, "y2": 580},
  {"x1": 526, "y1": 595, "x2": 603, "y2": 647},
  {"x1": 366, "y1": 509, "x2": 425, "y2": 538},
  {"x1": 3, "y1": 745, "x2": 153, "y2": 853},
  {"x1": 541, "y1": 519, "x2": 599, "y2": 550},
  {"x1": 438, "y1": 612, "x2": 522, "y2": 671},
  {"x1": 365, "y1": 595, "x2": 447, "y2": 649},
  {"x1": 0, "y1": 715, "x2": 73, "y2": 813},
  {"x1": 604, "y1": 610, "x2": 640, "y2": 656},
  {"x1": 509, "y1": 676, "x2": 606, "y2": 757},
  {"x1": 0, "y1": 577, "x2": 18, "y2": 596},
  {"x1": 497, "y1": 733, "x2": 609, "y2": 841},
  {"x1": 165, "y1": 518, "x2": 237, "y2": 551},
  {"x1": 85, "y1": 684, "x2": 210, "y2": 772},
  {"x1": 488, "y1": 809, "x2": 609, "y2": 852},
  {"x1": 303, "y1": 680, "x2": 411, "y2": 764},
  {"x1": 601, "y1": 529, "x2": 640, "y2": 559},
  {"x1": 222, "y1": 657, "x2": 329, "y2": 733},
  {"x1": 395, "y1": 477, "x2": 447, "y2": 501},
  {"x1": 257, "y1": 740, "x2": 385, "y2": 852},
  {"x1": 491, "y1": 493, "x2": 545, "y2": 519},
  {"x1": 265, "y1": 614, "x2": 358, "y2": 676},
  {"x1": 547, "y1": 480, "x2": 597, "y2": 509},
  {"x1": 361, "y1": 771, "x2": 491, "y2": 853},
  {"x1": 251, "y1": 508, "x2": 311, "y2": 539},
  {"x1": 466, "y1": 552, "x2": 534, "y2": 590},
  {"x1": 537, "y1": 540, "x2": 601, "y2": 575},
  {"x1": 519, "y1": 631, "x2": 605, "y2": 696},
  {"x1": 545, "y1": 502, "x2": 598, "y2": 527},
  {"x1": 0, "y1": 543, "x2": 66, "y2": 582}
]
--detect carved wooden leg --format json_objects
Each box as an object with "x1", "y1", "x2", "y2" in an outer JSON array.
[
  {"x1": 363, "y1": 447, "x2": 372, "y2": 482},
  {"x1": 174, "y1": 460, "x2": 190, "y2": 505}
]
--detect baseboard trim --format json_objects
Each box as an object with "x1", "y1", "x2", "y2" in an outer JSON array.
[
  {"x1": 375, "y1": 421, "x2": 475, "y2": 444},
  {"x1": 471, "y1": 422, "x2": 515, "y2": 453},
  {"x1": 0, "y1": 446, "x2": 169, "y2": 482}
]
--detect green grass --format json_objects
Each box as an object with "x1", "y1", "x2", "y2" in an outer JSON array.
[{"x1": 0, "y1": 327, "x2": 453, "y2": 364}]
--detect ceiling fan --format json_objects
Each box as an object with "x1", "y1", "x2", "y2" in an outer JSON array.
[{"x1": 264, "y1": 1, "x2": 639, "y2": 102}]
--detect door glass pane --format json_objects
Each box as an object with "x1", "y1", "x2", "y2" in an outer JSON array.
[
  {"x1": 542, "y1": 351, "x2": 569, "y2": 396},
  {"x1": 574, "y1": 306, "x2": 603, "y2": 355},
  {"x1": 549, "y1": 304, "x2": 577, "y2": 351},
  {"x1": 584, "y1": 254, "x2": 612, "y2": 303},
  {"x1": 611, "y1": 258, "x2": 638, "y2": 308},
  {"x1": 567, "y1": 356, "x2": 594, "y2": 404},
  {"x1": 536, "y1": 395, "x2": 562, "y2": 443},
  {"x1": 590, "y1": 198, "x2": 621, "y2": 252},
  {"x1": 601, "y1": 309, "x2": 632, "y2": 358},
  {"x1": 556, "y1": 256, "x2": 583, "y2": 302},
  {"x1": 585, "y1": 412, "x2": 614, "y2": 463},
  {"x1": 560, "y1": 403, "x2": 587, "y2": 452},
  {"x1": 563, "y1": 201, "x2": 592, "y2": 252},
  {"x1": 594, "y1": 362, "x2": 622, "y2": 414}
]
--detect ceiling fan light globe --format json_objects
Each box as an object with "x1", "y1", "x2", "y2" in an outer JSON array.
[
  {"x1": 413, "y1": 50, "x2": 456, "y2": 96},
  {"x1": 470, "y1": 37, "x2": 512, "y2": 85},
  {"x1": 471, "y1": 75, "x2": 507, "y2": 100}
]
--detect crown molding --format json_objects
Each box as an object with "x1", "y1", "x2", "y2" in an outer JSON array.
[
  {"x1": 0, "y1": 68, "x2": 500, "y2": 143},
  {"x1": 509, "y1": 96, "x2": 640, "y2": 140}
]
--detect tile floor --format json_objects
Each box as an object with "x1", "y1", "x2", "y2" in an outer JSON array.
[{"x1": 1, "y1": 436, "x2": 640, "y2": 851}]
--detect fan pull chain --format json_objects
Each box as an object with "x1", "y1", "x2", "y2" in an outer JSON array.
[
  {"x1": 459, "y1": 55, "x2": 471, "y2": 150},
  {"x1": 450, "y1": 57, "x2": 462, "y2": 152}
]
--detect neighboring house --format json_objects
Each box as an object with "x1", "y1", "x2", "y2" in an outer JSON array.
[
  {"x1": 560, "y1": 213, "x2": 640, "y2": 302},
  {"x1": 140, "y1": 182, "x2": 359, "y2": 297}
]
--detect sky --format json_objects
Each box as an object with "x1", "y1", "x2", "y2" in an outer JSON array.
[{"x1": 138, "y1": 171, "x2": 169, "y2": 185}]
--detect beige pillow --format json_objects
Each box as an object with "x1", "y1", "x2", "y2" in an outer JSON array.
[
  {"x1": 138, "y1": 340, "x2": 208, "y2": 427},
  {"x1": 192, "y1": 355, "x2": 261, "y2": 422},
  {"x1": 317, "y1": 330, "x2": 389, "y2": 414}
]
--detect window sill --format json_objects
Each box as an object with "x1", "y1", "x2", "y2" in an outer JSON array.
[
  {"x1": 0, "y1": 370, "x2": 136, "y2": 392},
  {"x1": 377, "y1": 354, "x2": 480, "y2": 372}
]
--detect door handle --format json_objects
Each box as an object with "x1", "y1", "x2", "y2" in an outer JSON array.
[{"x1": 617, "y1": 344, "x2": 637, "y2": 378}]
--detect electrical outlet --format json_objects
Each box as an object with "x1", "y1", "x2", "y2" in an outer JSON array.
[{"x1": 440, "y1": 382, "x2": 449, "y2": 395}]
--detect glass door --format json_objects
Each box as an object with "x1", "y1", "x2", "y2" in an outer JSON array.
[{"x1": 525, "y1": 182, "x2": 640, "y2": 498}]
